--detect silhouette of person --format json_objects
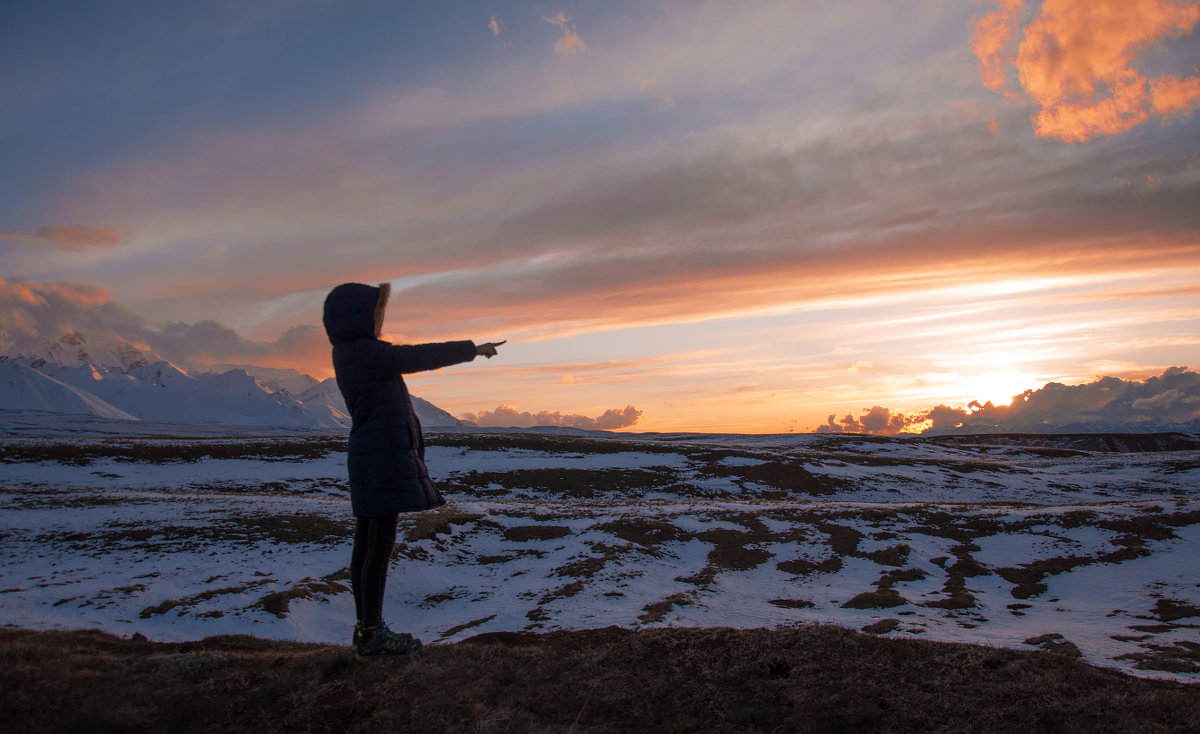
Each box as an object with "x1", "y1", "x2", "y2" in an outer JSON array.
[{"x1": 322, "y1": 281, "x2": 503, "y2": 658}]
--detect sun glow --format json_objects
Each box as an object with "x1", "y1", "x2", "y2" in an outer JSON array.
[{"x1": 958, "y1": 370, "x2": 1040, "y2": 407}]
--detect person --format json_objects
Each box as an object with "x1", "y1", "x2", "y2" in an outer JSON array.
[{"x1": 322, "y1": 281, "x2": 503, "y2": 659}]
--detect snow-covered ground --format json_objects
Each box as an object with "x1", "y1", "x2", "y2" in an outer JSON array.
[{"x1": 1, "y1": 426, "x2": 1197, "y2": 681}]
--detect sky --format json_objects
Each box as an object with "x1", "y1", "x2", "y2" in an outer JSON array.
[{"x1": 2, "y1": 0, "x2": 1200, "y2": 433}]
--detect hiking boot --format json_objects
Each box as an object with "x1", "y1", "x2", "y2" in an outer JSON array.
[
  {"x1": 356, "y1": 624, "x2": 423, "y2": 660},
  {"x1": 351, "y1": 623, "x2": 363, "y2": 655}
]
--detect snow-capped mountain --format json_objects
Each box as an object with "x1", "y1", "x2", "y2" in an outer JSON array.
[
  {"x1": 293, "y1": 376, "x2": 465, "y2": 428},
  {"x1": 413, "y1": 395, "x2": 465, "y2": 428},
  {"x1": 2, "y1": 357, "x2": 338, "y2": 428},
  {"x1": 0, "y1": 334, "x2": 470, "y2": 429},
  {"x1": 11, "y1": 330, "x2": 158, "y2": 371},
  {"x1": 204, "y1": 364, "x2": 319, "y2": 397},
  {"x1": 293, "y1": 378, "x2": 352, "y2": 427},
  {"x1": 0, "y1": 360, "x2": 137, "y2": 420}
]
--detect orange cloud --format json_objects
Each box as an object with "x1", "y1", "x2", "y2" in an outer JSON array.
[
  {"x1": 969, "y1": 0, "x2": 1024, "y2": 93},
  {"x1": 488, "y1": 15, "x2": 502, "y2": 37},
  {"x1": 0, "y1": 276, "x2": 334, "y2": 377},
  {"x1": 970, "y1": 0, "x2": 1200, "y2": 142},
  {"x1": 0, "y1": 277, "x2": 111, "y2": 308},
  {"x1": 1151, "y1": 74, "x2": 1200, "y2": 116},
  {"x1": 543, "y1": 12, "x2": 586, "y2": 55}
]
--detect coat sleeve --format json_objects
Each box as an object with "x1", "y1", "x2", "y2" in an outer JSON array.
[{"x1": 363, "y1": 340, "x2": 477, "y2": 376}]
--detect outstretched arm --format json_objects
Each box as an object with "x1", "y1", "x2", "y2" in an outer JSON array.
[
  {"x1": 363, "y1": 339, "x2": 506, "y2": 376},
  {"x1": 366, "y1": 340, "x2": 476, "y2": 375}
]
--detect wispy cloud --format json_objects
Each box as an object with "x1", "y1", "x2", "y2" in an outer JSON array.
[
  {"x1": 488, "y1": 14, "x2": 502, "y2": 37},
  {"x1": 1, "y1": 225, "x2": 123, "y2": 251},
  {"x1": 543, "y1": 12, "x2": 586, "y2": 55}
]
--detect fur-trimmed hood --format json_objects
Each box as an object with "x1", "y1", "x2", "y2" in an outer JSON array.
[{"x1": 322, "y1": 282, "x2": 390, "y2": 345}]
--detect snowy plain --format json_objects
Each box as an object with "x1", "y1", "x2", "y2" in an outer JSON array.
[{"x1": 1, "y1": 421, "x2": 1198, "y2": 682}]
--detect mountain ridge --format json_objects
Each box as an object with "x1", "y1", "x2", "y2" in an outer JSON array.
[{"x1": 1, "y1": 332, "x2": 469, "y2": 429}]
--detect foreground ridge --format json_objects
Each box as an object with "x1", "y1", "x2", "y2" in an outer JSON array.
[{"x1": 2, "y1": 625, "x2": 1197, "y2": 733}]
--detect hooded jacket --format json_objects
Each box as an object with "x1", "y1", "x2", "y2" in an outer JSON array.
[{"x1": 322, "y1": 282, "x2": 477, "y2": 516}]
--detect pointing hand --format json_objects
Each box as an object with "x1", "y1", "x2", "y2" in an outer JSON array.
[{"x1": 476, "y1": 340, "x2": 506, "y2": 359}]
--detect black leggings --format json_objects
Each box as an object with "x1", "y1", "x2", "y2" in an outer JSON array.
[{"x1": 350, "y1": 514, "x2": 399, "y2": 628}]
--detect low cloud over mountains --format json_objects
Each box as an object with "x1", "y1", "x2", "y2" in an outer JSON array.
[
  {"x1": 463, "y1": 404, "x2": 643, "y2": 430},
  {"x1": 819, "y1": 367, "x2": 1200, "y2": 435},
  {"x1": 0, "y1": 277, "x2": 328, "y2": 375}
]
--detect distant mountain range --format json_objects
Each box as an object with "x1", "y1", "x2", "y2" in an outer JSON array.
[{"x1": 0, "y1": 332, "x2": 466, "y2": 429}]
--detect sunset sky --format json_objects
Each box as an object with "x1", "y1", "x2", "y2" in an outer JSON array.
[{"x1": 3, "y1": 0, "x2": 1200, "y2": 433}]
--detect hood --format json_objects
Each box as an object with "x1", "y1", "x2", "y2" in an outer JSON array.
[{"x1": 322, "y1": 282, "x2": 390, "y2": 345}]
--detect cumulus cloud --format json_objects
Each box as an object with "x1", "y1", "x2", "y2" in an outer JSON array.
[
  {"x1": 970, "y1": 0, "x2": 1200, "y2": 141},
  {"x1": 1, "y1": 277, "x2": 127, "y2": 348},
  {"x1": 818, "y1": 406, "x2": 924, "y2": 435},
  {"x1": 816, "y1": 368, "x2": 1200, "y2": 434},
  {"x1": 462, "y1": 403, "x2": 643, "y2": 429},
  {"x1": 0, "y1": 225, "x2": 123, "y2": 251},
  {"x1": 0, "y1": 277, "x2": 327, "y2": 374},
  {"x1": 543, "y1": 12, "x2": 586, "y2": 55},
  {"x1": 148, "y1": 320, "x2": 328, "y2": 370}
]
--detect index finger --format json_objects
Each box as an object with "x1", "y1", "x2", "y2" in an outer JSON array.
[{"x1": 494, "y1": 340, "x2": 507, "y2": 346}]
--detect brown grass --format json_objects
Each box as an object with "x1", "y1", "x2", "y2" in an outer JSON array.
[
  {"x1": 1151, "y1": 599, "x2": 1200, "y2": 623},
  {"x1": 862, "y1": 618, "x2": 901, "y2": 635},
  {"x1": 503, "y1": 525, "x2": 572, "y2": 542},
  {"x1": 694, "y1": 458, "x2": 839, "y2": 496},
  {"x1": 841, "y1": 589, "x2": 908, "y2": 610},
  {"x1": 1024, "y1": 633, "x2": 1083, "y2": 659},
  {"x1": 402, "y1": 506, "x2": 489, "y2": 543},
  {"x1": 139, "y1": 579, "x2": 276, "y2": 619},
  {"x1": 1117, "y1": 641, "x2": 1200, "y2": 674},
  {"x1": 3, "y1": 625, "x2": 1198, "y2": 733},
  {"x1": 255, "y1": 570, "x2": 351, "y2": 619},
  {"x1": 440, "y1": 467, "x2": 685, "y2": 499},
  {"x1": 639, "y1": 593, "x2": 693, "y2": 623},
  {"x1": 0, "y1": 436, "x2": 345, "y2": 465},
  {"x1": 428, "y1": 432, "x2": 685, "y2": 456}
]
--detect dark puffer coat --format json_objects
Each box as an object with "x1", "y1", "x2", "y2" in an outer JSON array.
[{"x1": 322, "y1": 283, "x2": 476, "y2": 517}]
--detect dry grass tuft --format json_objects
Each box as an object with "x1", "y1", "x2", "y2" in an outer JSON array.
[
  {"x1": 768, "y1": 599, "x2": 815, "y2": 610},
  {"x1": 597, "y1": 517, "x2": 685, "y2": 548},
  {"x1": 862, "y1": 618, "x2": 901, "y2": 635},
  {"x1": 139, "y1": 579, "x2": 276, "y2": 619},
  {"x1": 639, "y1": 592, "x2": 693, "y2": 623},
  {"x1": 402, "y1": 505, "x2": 487, "y2": 543},
  {"x1": 842, "y1": 589, "x2": 908, "y2": 610},
  {"x1": 1024, "y1": 633, "x2": 1084, "y2": 658},
  {"x1": 503, "y1": 525, "x2": 572, "y2": 542},
  {"x1": 255, "y1": 572, "x2": 350, "y2": 619},
  {"x1": 1117, "y1": 640, "x2": 1200, "y2": 674},
  {"x1": 1151, "y1": 598, "x2": 1200, "y2": 623},
  {"x1": 3, "y1": 625, "x2": 1198, "y2": 733}
]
